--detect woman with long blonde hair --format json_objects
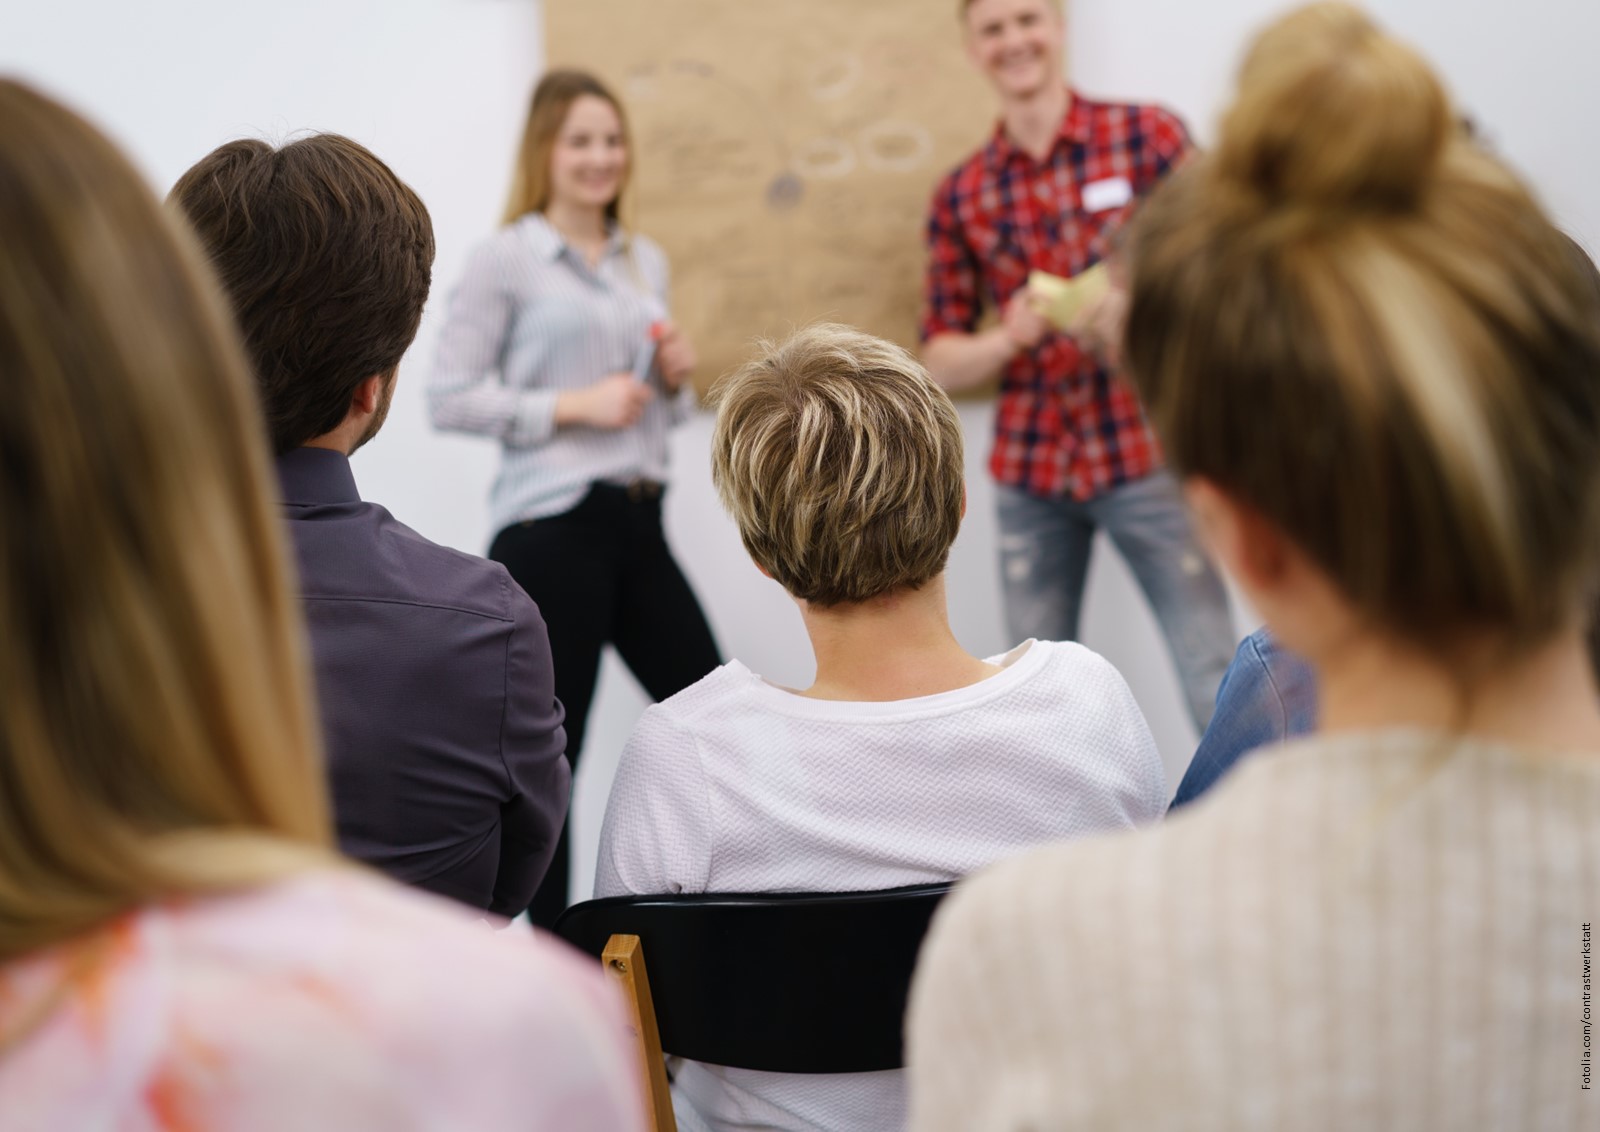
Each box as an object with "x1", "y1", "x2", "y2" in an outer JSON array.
[
  {"x1": 429, "y1": 69, "x2": 720, "y2": 928},
  {"x1": 907, "y1": 5, "x2": 1600, "y2": 1129},
  {"x1": 0, "y1": 78, "x2": 642, "y2": 1130}
]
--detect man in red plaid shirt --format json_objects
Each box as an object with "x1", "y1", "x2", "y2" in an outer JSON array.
[{"x1": 923, "y1": 0, "x2": 1233, "y2": 729}]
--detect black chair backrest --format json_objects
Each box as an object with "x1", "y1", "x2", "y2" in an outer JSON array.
[{"x1": 553, "y1": 883, "x2": 953, "y2": 1074}]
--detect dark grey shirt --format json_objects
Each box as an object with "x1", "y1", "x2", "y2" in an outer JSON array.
[{"x1": 276, "y1": 447, "x2": 569, "y2": 916}]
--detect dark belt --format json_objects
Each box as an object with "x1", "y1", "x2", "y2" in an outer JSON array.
[{"x1": 610, "y1": 478, "x2": 665, "y2": 503}]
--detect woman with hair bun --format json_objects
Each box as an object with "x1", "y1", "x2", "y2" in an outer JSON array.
[{"x1": 906, "y1": 5, "x2": 1600, "y2": 1129}]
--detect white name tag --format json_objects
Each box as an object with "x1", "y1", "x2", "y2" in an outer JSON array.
[{"x1": 1081, "y1": 176, "x2": 1133, "y2": 213}]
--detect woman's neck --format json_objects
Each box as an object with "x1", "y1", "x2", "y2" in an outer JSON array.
[
  {"x1": 544, "y1": 200, "x2": 608, "y2": 250},
  {"x1": 796, "y1": 576, "x2": 1003, "y2": 702},
  {"x1": 1314, "y1": 627, "x2": 1600, "y2": 753}
]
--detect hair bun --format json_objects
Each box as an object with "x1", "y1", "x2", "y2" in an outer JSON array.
[{"x1": 1216, "y1": 2, "x2": 1452, "y2": 211}]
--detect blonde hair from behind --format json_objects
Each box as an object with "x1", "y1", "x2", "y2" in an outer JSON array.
[
  {"x1": 1124, "y1": 2, "x2": 1600, "y2": 659},
  {"x1": 503, "y1": 69, "x2": 632, "y2": 226},
  {"x1": 0, "y1": 81, "x2": 334, "y2": 966},
  {"x1": 709, "y1": 325, "x2": 966, "y2": 607},
  {"x1": 1219, "y1": 1, "x2": 1453, "y2": 210}
]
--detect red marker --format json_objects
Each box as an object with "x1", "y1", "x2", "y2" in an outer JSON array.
[{"x1": 632, "y1": 320, "x2": 667, "y2": 382}]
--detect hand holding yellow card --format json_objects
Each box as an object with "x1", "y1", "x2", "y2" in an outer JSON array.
[{"x1": 1027, "y1": 264, "x2": 1110, "y2": 331}]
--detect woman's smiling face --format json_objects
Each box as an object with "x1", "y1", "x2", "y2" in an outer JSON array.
[{"x1": 547, "y1": 93, "x2": 628, "y2": 212}]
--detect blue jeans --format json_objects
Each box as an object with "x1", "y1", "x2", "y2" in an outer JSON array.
[
  {"x1": 996, "y1": 471, "x2": 1234, "y2": 730},
  {"x1": 1169, "y1": 628, "x2": 1317, "y2": 810}
]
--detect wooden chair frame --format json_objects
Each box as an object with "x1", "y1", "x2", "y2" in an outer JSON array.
[{"x1": 602, "y1": 934, "x2": 677, "y2": 1132}]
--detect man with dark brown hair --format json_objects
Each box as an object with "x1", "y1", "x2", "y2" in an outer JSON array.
[{"x1": 172, "y1": 135, "x2": 569, "y2": 918}]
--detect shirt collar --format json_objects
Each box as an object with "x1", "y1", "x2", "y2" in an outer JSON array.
[
  {"x1": 518, "y1": 212, "x2": 566, "y2": 263},
  {"x1": 518, "y1": 212, "x2": 627, "y2": 264},
  {"x1": 276, "y1": 446, "x2": 361, "y2": 507},
  {"x1": 989, "y1": 87, "x2": 1089, "y2": 165}
]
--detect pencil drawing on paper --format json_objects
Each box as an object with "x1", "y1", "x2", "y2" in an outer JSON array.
[{"x1": 548, "y1": 0, "x2": 995, "y2": 389}]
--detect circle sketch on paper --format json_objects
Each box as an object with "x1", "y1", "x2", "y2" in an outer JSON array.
[
  {"x1": 860, "y1": 122, "x2": 934, "y2": 173},
  {"x1": 807, "y1": 54, "x2": 862, "y2": 101},
  {"x1": 671, "y1": 59, "x2": 716, "y2": 79},
  {"x1": 625, "y1": 63, "x2": 660, "y2": 101},
  {"x1": 794, "y1": 137, "x2": 856, "y2": 180},
  {"x1": 766, "y1": 172, "x2": 804, "y2": 210}
]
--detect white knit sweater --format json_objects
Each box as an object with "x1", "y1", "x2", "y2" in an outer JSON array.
[
  {"x1": 595, "y1": 639, "x2": 1167, "y2": 1132},
  {"x1": 907, "y1": 730, "x2": 1600, "y2": 1132}
]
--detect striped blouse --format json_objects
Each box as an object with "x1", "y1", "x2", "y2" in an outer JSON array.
[
  {"x1": 428, "y1": 213, "x2": 688, "y2": 530},
  {"x1": 908, "y1": 730, "x2": 1600, "y2": 1131}
]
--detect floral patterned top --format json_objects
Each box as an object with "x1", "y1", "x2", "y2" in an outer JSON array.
[{"x1": 0, "y1": 869, "x2": 644, "y2": 1131}]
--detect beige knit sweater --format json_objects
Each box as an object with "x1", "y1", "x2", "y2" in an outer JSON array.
[{"x1": 907, "y1": 731, "x2": 1600, "y2": 1131}]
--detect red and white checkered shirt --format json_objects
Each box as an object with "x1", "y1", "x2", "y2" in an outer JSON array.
[{"x1": 921, "y1": 91, "x2": 1191, "y2": 501}]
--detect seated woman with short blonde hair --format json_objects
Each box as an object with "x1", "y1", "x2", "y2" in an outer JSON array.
[
  {"x1": 596, "y1": 323, "x2": 1167, "y2": 1132},
  {"x1": 0, "y1": 80, "x2": 641, "y2": 1131},
  {"x1": 907, "y1": 5, "x2": 1600, "y2": 1130}
]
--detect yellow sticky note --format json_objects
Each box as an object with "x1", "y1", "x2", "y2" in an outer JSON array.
[{"x1": 1028, "y1": 264, "x2": 1110, "y2": 330}]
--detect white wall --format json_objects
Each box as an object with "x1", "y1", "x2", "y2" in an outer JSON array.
[
  {"x1": 6, "y1": 0, "x2": 1598, "y2": 902},
  {"x1": 1074, "y1": 0, "x2": 1600, "y2": 250}
]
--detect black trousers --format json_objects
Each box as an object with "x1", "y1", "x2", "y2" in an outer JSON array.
[{"x1": 490, "y1": 483, "x2": 721, "y2": 929}]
